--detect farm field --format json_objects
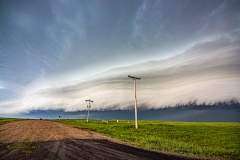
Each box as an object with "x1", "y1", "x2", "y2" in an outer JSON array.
[
  {"x1": 56, "y1": 119, "x2": 240, "y2": 160},
  {"x1": 0, "y1": 118, "x2": 25, "y2": 125},
  {"x1": 0, "y1": 120, "x2": 207, "y2": 160}
]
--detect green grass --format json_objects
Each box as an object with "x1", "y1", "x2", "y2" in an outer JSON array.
[
  {"x1": 55, "y1": 119, "x2": 240, "y2": 160},
  {"x1": 0, "y1": 118, "x2": 25, "y2": 125}
]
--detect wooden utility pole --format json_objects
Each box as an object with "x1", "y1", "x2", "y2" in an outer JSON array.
[
  {"x1": 85, "y1": 99, "x2": 93, "y2": 122},
  {"x1": 128, "y1": 75, "x2": 141, "y2": 129}
]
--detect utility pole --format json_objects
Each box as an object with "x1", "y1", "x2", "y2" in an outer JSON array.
[
  {"x1": 85, "y1": 99, "x2": 93, "y2": 122},
  {"x1": 128, "y1": 75, "x2": 141, "y2": 129},
  {"x1": 59, "y1": 111, "x2": 62, "y2": 121}
]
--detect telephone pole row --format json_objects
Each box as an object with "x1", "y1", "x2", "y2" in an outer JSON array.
[
  {"x1": 85, "y1": 99, "x2": 93, "y2": 122},
  {"x1": 128, "y1": 75, "x2": 141, "y2": 129}
]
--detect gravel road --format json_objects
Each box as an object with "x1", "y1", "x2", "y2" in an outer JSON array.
[{"x1": 0, "y1": 120, "x2": 213, "y2": 160}]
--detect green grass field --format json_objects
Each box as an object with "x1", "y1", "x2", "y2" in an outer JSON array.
[
  {"x1": 0, "y1": 118, "x2": 25, "y2": 125},
  {"x1": 56, "y1": 119, "x2": 240, "y2": 160}
]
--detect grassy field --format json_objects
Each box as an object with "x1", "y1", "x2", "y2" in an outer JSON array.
[
  {"x1": 0, "y1": 118, "x2": 25, "y2": 125},
  {"x1": 55, "y1": 119, "x2": 240, "y2": 160}
]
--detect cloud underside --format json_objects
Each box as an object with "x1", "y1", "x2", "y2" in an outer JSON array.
[{"x1": 1, "y1": 39, "x2": 239, "y2": 114}]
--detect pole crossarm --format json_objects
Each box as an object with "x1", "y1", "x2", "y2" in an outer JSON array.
[
  {"x1": 85, "y1": 99, "x2": 94, "y2": 103},
  {"x1": 128, "y1": 75, "x2": 141, "y2": 80}
]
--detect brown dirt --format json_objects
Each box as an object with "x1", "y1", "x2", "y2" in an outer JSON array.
[{"x1": 0, "y1": 120, "x2": 214, "y2": 160}]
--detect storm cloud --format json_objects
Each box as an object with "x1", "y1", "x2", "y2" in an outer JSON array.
[{"x1": 0, "y1": 0, "x2": 240, "y2": 116}]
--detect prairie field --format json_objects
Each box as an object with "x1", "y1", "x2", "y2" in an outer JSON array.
[
  {"x1": 56, "y1": 119, "x2": 240, "y2": 160},
  {"x1": 0, "y1": 118, "x2": 25, "y2": 125}
]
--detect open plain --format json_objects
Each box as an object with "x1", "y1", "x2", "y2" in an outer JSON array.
[{"x1": 0, "y1": 120, "x2": 216, "y2": 160}]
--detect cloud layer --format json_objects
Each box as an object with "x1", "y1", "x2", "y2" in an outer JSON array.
[
  {"x1": 0, "y1": 0, "x2": 240, "y2": 115},
  {"x1": 1, "y1": 36, "x2": 239, "y2": 114}
]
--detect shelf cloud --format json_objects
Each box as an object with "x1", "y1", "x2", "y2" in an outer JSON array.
[
  {"x1": 0, "y1": 0, "x2": 240, "y2": 117},
  {"x1": 1, "y1": 37, "x2": 239, "y2": 114}
]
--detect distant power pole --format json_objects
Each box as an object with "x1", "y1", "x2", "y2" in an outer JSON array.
[
  {"x1": 128, "y1": 75, "x2": 141, "y2": 129},
  {"x1": 59, "y1": 111, "x2": 62, "y2": 121},
  {"x1": 85, "y1": 99, "x2": 93, "y2": 122}
]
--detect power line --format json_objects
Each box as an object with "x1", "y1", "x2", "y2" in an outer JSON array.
[
  {"x1": 77, "y1": 38, "x2": 240, "y2": 98},
  {"x1": 80, "y1": 29, "x2": 240, "y2": 81},
  {"x1": 143, "y1": 40, "x2": 240, "y2": 77},
  {"x1": 72, "y1": 31, "x2": 240, "y2": 109},
  {"x1": 130, "y1": 29, "x2": 240, "y2": 76}
]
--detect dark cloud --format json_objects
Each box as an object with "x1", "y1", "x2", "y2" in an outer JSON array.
[
  {"x1": 2, "y1": 102, "x2": 239, "y2": 122},
  {"x1": 3, "y1": 37, "x2": 238, "y2": 114},
  {"x1": 0, "y1": 0, "x2": 240, "y2": 117}
]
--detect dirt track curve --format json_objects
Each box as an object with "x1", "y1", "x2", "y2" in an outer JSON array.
[{"x1": 0, "y1": 120, "x2": 213, "y2": 160}]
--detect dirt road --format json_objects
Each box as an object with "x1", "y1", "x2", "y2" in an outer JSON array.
[{"x1": 0, "y1": 120, "x2": 211, "y2": 160}]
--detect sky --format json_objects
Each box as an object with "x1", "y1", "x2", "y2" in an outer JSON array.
[{"x1": 0, "y1": 0, "x2": 240, "y2": 120}]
